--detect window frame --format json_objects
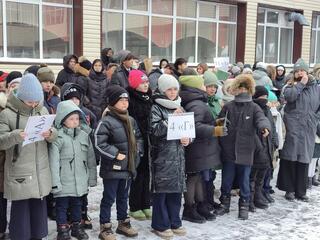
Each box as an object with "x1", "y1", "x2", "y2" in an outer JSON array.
[
  {"x1": 310, "y1": 13, "x2": 320, "y2": 65},
  {"x1": 256, "y1": 7, "x2": 294, "y2": 65},
  {"x1": 0, "y1": 0, "x2": 74, "y2": 63},
  {"x1": 101, "y1": 0, "x2": 237, "y2": 65}
]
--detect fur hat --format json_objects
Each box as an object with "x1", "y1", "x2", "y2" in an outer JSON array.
[
  {"x1": 107, "y1": 85, "x2": 129, "y2": 106},
  {"x1": 230, "y1": 74, "x2": 256, "y2": 96},
  {"x1": 17, "y1": 73, "x2": 44, "y2": 102},
  {"x1": 293, "y1": 58, "x2": 309, "y2": 73},
  {"x1": 37, "y1": 66, "x2": 55, "y2": 83},
  {"x1": 78, "y1": 56, "x2": 92, "y2": 70},
  {"x1": 158, "y1": 74, "x2": 180, "y2": 94}
]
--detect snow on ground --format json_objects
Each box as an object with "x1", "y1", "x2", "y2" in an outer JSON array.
[{"x1": 47, "y1": 167, "x2": 320, "y2": 240}]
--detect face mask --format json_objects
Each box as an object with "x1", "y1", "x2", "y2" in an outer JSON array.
[{"x1": 131, "y1": 64, "x2": 139, "y2": 70}]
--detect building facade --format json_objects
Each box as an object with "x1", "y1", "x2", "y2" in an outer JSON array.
[{"x1": 0, "y1": 0, "x2": 319, "y2": 75}]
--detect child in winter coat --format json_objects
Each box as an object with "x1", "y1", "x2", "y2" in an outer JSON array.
[
  {"x1": 0, "y1": 74, "x2": 57, "y2": 240},
  {"x1": 49, "y1": 100, "x2": 97, "y2": 240},
  {"x1": 250, "y1": 86, "x2": 278, "y2": 212},
  {"x1": 127, "y1": 70, "x2": 153, "y2": 220},
  {"x1": 218, "y1": 74, "x2": 271, "y2": 220},
  {"x1": 37, "y1": 65, "x2": 60, "y2": 114},
  {"x1": 149, "y1": 74, "x2": 190, "y2": 239},
  {"x1": 94, "y1": 85, "x2": 143, "y2": 240},
  {"x1": 179, "y1": 72, "x2": 227, "y2": 224},
  {"x1": 60, "y1": 82, "x2": 97, "y2": 229}
]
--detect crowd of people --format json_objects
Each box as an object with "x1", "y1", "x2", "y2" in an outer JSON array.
[{"x1": 0, "y1": 48, "x2": 319, "y2": 240}]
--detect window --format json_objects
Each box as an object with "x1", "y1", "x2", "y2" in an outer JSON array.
[
  {"x1": 0, "y1": 0, "x2": 73, "y2": 61},
  {"x1": 256, "y1": 8, "x2": 294, "y2": 64},
  {"x1": 101, "y1": 0, "x2": 237, "y2": 64},
  {"x1": 310, "y1": 14, "x2": 320, "y2": 64}
]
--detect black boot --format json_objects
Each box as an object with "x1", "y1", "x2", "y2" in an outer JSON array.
[
  {"x1": 254, "y1": 190, "x2": 269, "y2": 209},
  {"x1": 218, "y1": 195, "x2": 231, "y2": 215},
  {"x1": 197, "y1": 202, "x2": 216, "y2": 221},
  {"x1": 285, "y1": 192, "x2": 295, "y2": 201},
  {"x1": 71, "y1": 222, "x2": 89, "y2": 240},
  {"x1": 238, "y1": 199, "x2": 249, "y2": 220},
  {"x1": 57, "y1": 224, "x2": 71, "y2": 240},
  {"x1": 81, "y1": 211, "x2": 93, "y2": 230},
  {"x1": 263, "y1": 191, "x2": 275, "y2": 203},
  {"x1": 312, "y1": 175, "x2": 320, "y2": 187},
  {"x1": 182, "y1": 204, "x2": 206, "y2": 224}
]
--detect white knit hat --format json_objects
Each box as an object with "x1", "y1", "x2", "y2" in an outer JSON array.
[{"x1": 157, "y1": 74, "x2": 180, "y2": 94}]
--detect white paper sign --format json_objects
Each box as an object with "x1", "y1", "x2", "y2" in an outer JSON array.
[
  {"x1": 167, "y1": 113, "x2": 195, "y2": 140},
  {"x1": 214, "y1": 57, "x2": 230, "y2": 71},
  {"x1": 23, "y1": 115, "x2": 56, "y2": 146}
]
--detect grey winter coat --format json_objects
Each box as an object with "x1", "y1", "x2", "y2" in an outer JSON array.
[
  {"x1": 0, "y1": 93, "x2": 57, "y2": 200},
  {"x1": 149, "y1": 96, "x2": 186, "y2": 193},
  {"x1": 280, "y1": 79, "x2": 320, "y2": 163},
  {"x1": 49, "y1": 101, "x2": 97, "y2": 198}
]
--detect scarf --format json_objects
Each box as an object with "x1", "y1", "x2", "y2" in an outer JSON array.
[
  {"x1": 234, "y1": 93, "x2": 252, "y2": 103},
  {"x1": 154, "y1": 94, "x2": 181, "y2": 109},
  {"x1": 108, "y1": 106, "x2": 137, "y2": 175}
]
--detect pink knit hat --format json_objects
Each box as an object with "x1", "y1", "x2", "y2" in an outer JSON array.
[{"x1": 128, "y1": 70, "x2": 149, "y2": 89}]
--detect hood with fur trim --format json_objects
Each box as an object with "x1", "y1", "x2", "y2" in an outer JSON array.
[{"x1": 230, "y1": 74, "x2": 256, "y2": 96}]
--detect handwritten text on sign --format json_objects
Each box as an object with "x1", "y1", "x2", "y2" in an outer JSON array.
[
  {"x1": 23, "y1": 115, "x2": 56, "y2": 146},
  {"x1": 167, "y1": 113, "x2": 195, "y2": 140}
]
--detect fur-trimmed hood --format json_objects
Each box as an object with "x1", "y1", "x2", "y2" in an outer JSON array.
[{"x1": 230, "y1": 74, "x2": 256, "y2": 96}]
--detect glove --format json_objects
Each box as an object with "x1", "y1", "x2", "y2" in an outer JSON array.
[{"x1": 213, "y1": 126, "x2": 228, "y2": 137}]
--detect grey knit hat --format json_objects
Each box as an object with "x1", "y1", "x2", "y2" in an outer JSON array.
[
  {"x1": 17, "y1": 73, "x2": 43, "y2": 102},
  {"x1": 158, "y1": 74, "x2": 180, "y2": 94},
  {"x1": 293, "y1": 58, "x2": 309, "y2": 73}
]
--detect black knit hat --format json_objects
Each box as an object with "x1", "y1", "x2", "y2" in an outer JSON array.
[
  {"x1": 6, "y1": 71, "x2": 22, "y2": 87},
  {"x1": 63, "y1": 86, "x2": 82, "y2": 101},
  {"x1": 253, "y1": 86, "x2": 269, "y2": 99},
  {"x1": 107, "y1": 85, "x2": 129, "y2": 106}
]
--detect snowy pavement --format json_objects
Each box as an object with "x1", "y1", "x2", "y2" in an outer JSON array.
[{"x1": 47, "y1": 169, "x2": 320, "y2": 240}]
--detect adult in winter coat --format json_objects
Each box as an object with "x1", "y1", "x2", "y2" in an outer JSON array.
[
  {"x1": 148, "y1": 59, "x2": 169, "y2": 92},
  {"x1": 0, "y1": 74, "x2": 57, "y2": 240},
  {"x1": 127, "y1": 70, "x2": 153, "y2": 221},
  {"x1": 94, "y1": 85, "x2": 143, "y2": 240},
  {"x1": 179, "y1": 74, "x2": 227, "y2": 224},
  {"x1": 111, "y1": 50, "x2": 134, "y2": 89},
  {"x1": 218, "y1": 74, "x2": 271, "y2": 220},
  {"x1": 273, "y1": 65, "x2": 286, "y2": 91},
  {"x1": 49, "y1": 100, "x2": 97, "y2": 240},
  {"x1": 0, "y1": 93, "x2": 6, "y2": 238},
  {"x1": 252, "y1": 62, "x2": 273, "y2": 89},
  {"x1": 149, "y1": 74, "x2": 189, "y2": 239},
  {"x1": 277, "y1": 58, "x2": 320, "y2": 202},
  {"x1": 37, "y1": 66, "x2": 60, "y2": 114},
  {"x1": 87, "y1": 59, "x2": 110, "y2": 120},
  {"x1": 249, "y1": 86, "x2": 279, "y2": 212},
  {"x1": 101, "y1": 48, "x2": 114, "y2": 67}
]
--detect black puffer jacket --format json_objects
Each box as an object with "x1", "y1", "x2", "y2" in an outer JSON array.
[
  {"x1": 111, "y1": 65, "x2": 130, "y2": 89},
  {"x1": 101, "y1": 48, "x2": 113, "y2": 67},
  {"x1": 253, "y1": 99, "x2": 279, "y2": 169},
  {"x1": 94, "y1": 111, "x2": 143, "y2": 179},
  {"x1": 87, "y1": 69, "x2": 110, "y2": 120},
  {"x1": 180, "y1": 86, "x2": 221, "y2": 173},
  {"x1": 219, "y1": 93, "x2": 271, "y2": 166},
  {"x1": 273, "y1": 65, "x2": 286, "y2": 90},
  {"x1": 149, "y1": 96, "x2": 186, "y2": 193}
]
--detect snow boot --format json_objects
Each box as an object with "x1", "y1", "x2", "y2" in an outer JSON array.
[
  {"x1": 116, "y1": 218, "x2": 138, "y2": 237},
  {"x1": 285, "y1": 192, "x2": 295, "y2": 201},
  {"x1": 218, "y1": 195, "x2": 231, "y2": 215},
  {"x1": 238, "y1": 199, "x2": 249, "y2": 220},
  {"x1": 171, "y1": 227, "x2": 187, "y2": 236},
  {"x1": 142, "y1": 209, "x2": 152, "y2": 220},
  {"x1": 81, "y1": 212, "x2": 93, "y2": 230},
  {"x1": 295, "y1": 195, "x2": 309, "y2": 202},
  {"x1": 263, "y1": 191, "x2": 275, "y2": 203},
  {"x1": 197, "y1": 202, "x2": 216, "y2": 221},
  {"x1": 254, "y1": 190, "x2": 269, "y2": 209},
  {"x1": 71, "y1": 222, "x2": 89, "y2": 240},
  {"x1": 57, "y1": 224, "x2": 71, "y2": 240},
  {"x1": 312, "y1": 175, "x2": 320, "y2": 186},
  {"x1": 129, "y1": 210, "x2": 147, "y2": 221},
  {"x1": 99, "y1": 223, "x2": 116, "y2": 240},
  {"x1": 182, "y1": 204, "x2": 206, "y2": 224},
  {"x1": 152, "y1": 229, "x2": 174, "y2": 239}
]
